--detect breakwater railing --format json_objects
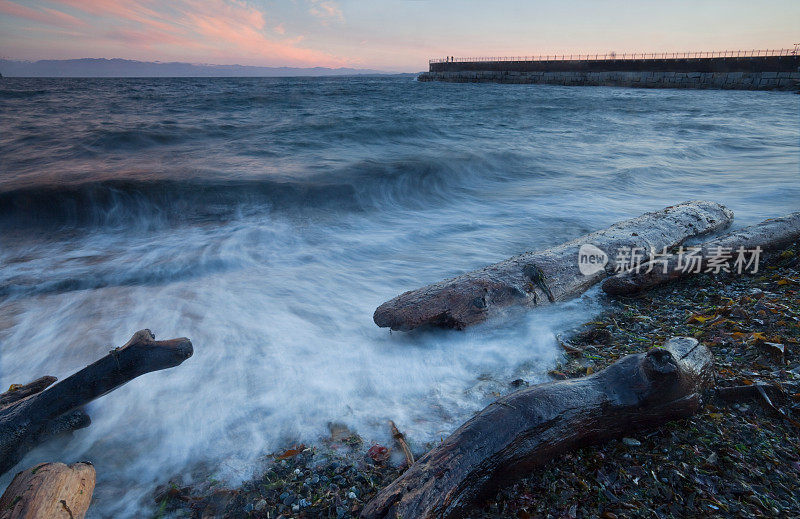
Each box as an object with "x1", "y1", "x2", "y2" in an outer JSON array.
[{"x1": 430, "y1": 48, "x2": 797, "y2": 64}]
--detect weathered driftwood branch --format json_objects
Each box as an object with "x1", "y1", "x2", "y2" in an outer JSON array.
[
  {"x1": 602, "y1": 212, "x2": 800, "y2": 296},
  {"x1": 361, "y1": 337, "x2": 713, "y2": 519},
  {"x1": 389, "y1": 420, "x2": 414, "y2": 466},
  {"x1": 374, "y1": 201, "x2": 733, "y2": 331},
  {"x1": 715, "y1": 382, "x2": 799, "y2": 403},
  {"x1": 0, "y1": 330, "x2": 193, "y2": 476},
  {"x1": 0, "y1": 462, "x2": 95, "y2": 519}
]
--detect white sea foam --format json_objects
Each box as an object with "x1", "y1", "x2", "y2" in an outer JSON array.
[{"x1": 0, "y1": 210, "x2": 601, "y2": 517}]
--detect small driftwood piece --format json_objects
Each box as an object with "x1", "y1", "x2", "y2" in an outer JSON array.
[
  {"x1": 0, "y1": 330, "x2": 193, "y2": 476},
  {"x1": 0, "y1": 462, "x2": 95, "y2": 519},
  {"x1": 389, "y1": 421, "x2": 414, "y2": 466},
  {"x1": 374, "y1": 201, "x2": 733, "y2": 331},
  {"x1": 602, "y1": 212, "x2": 800, "y2": 296},
  {"x1": 361, "y1": 337, "x2": 713, "y2": 519},
  {"x1": 715, "y1": 382, "x2": 799, "y2": 403},
  {"x1": 716, "y1": 383, "x2": 800, "y2": 428}
]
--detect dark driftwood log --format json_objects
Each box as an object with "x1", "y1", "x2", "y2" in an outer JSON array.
[
  {"x1": 0, "y1": 330, "x2": 193, "y2": 476},
  {"x1": 374, "y1": 201, "x2": 733, "y2": 331},
  {"x1": 0, "y1": 377, "x2": 57, "y2": 409},
  {"x1": 361, "y1": 337, "x2": 713, "y2": 519},
  {"x1": 602, "y1": 211, "x2": 800, "y2": 296},
  {"x1": 0, "y1": 462, "x2": 95, "y2": 519}
]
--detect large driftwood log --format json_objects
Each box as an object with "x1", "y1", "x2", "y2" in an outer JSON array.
[
  {"x1": 602, "y1": 211, "x2": 800, "y2": 296},
  {"x1": 0, "y1": 462, "x2": 95, "y2": 519},
  {"x1": 0, "y1": 330, "x2": 192, "y2": 476},
  {"x1": 374, "y1": 201, "x2": 733, "y2": 331},
  {"x1": 361, "y1": 337, "x2": 713, "y2": 519}
]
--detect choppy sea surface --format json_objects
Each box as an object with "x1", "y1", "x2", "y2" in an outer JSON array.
[{"x1": 0, "y1": 76, "x2": 798, "y2": 517}]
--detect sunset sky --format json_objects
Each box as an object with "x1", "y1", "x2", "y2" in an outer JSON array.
[{"x1": 1, "y1": 0, "x2": 798, "y2": 72}]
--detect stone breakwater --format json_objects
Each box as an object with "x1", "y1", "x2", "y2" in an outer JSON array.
[
  {"x1": 420, "y1": 55, "x2": 800, "y2": 90},
  {"x1": 418, "y1": 70, "x2": 800, "y2": 90}
]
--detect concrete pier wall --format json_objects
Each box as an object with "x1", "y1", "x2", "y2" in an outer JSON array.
[
  {"x1": 420, "y1": 56, "x2": 800, "y2": 90},
  {"x1": 418, "y1": 70, "x2": 800, "y2": 90}
]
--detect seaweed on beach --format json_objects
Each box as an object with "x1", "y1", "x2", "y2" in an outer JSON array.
[{"x1": 482, "y1": 245, "x2": 800, "y2": 519}]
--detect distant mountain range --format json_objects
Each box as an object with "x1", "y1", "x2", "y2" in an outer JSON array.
[{"x1": 0, "y1": 58, "x2": 398, "y2": 77}]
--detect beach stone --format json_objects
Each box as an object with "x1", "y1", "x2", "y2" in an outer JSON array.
[{"x1": 622, "y1": 437, "x2": 641, "y2": 447}]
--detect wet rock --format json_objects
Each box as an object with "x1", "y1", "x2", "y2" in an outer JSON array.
[{"x1": 622, "y1": 437, "x2": 641, "y2": 447}]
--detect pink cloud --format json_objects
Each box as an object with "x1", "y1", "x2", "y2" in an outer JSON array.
[
  {"x1": 308, "y1": 0, "x2": 344, "y2": 23},
  {"x1": 3, "y1": 0, "x2": 347, "y2": 66},
  {"x1": 40, "y1": 7, "x2": 85, "y2": 26},
  {"x1": 0, "y1": 0, "x2": 85, "y2": 28},
  {"x1": 185, "y1": 4, "x2": 337, "y2": 64}
]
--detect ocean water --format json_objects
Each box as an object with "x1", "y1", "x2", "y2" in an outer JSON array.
[{"x1": 0, "y1": 76, "x2": 798, "y2": 517}]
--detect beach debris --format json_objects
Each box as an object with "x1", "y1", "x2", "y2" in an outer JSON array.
[
  {"x1": 389, "y1": 421, "x2": 414, "y2": 466},
  {"x1": 754, "y1": 385, "x2": 800, "y2": 428},
  {"x1": 759, "y1": 341, "x2": 786, "y2": 360},
  {"x1": 276, "y1": 445, "x2": 306, "y2": 461},
  {"x1": 367, "y1": 445, "x2": 390, "y2": 464},
  {"x1": 0, "y1": 462, "x2": 95, "y2": 519},
  {"x1": 556, "y1": 334, "x2": 584, "y2": 355},
  {"x1": 716, "y1": 382, "x2": 798, "y2": 403},
  {"x1": 374, "y1": 201, "x2": 732, "y2": 331},
  {"x1": 603, "y1": 211, "x2": 800, "y2": 296},
  {"x1": 329, "y1": 422, "x2": 353, "y2": 442},
  {"x1": 0, "y1": 329, "x2": 193, "y2": 477},
  {"x1": 360, "y1": 337, "x2": 713, "y2": 519}
]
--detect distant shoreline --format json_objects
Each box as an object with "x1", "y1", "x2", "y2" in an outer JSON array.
[{"x1": 0, "y1": 58, "x2": 410, "y2": 78}]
